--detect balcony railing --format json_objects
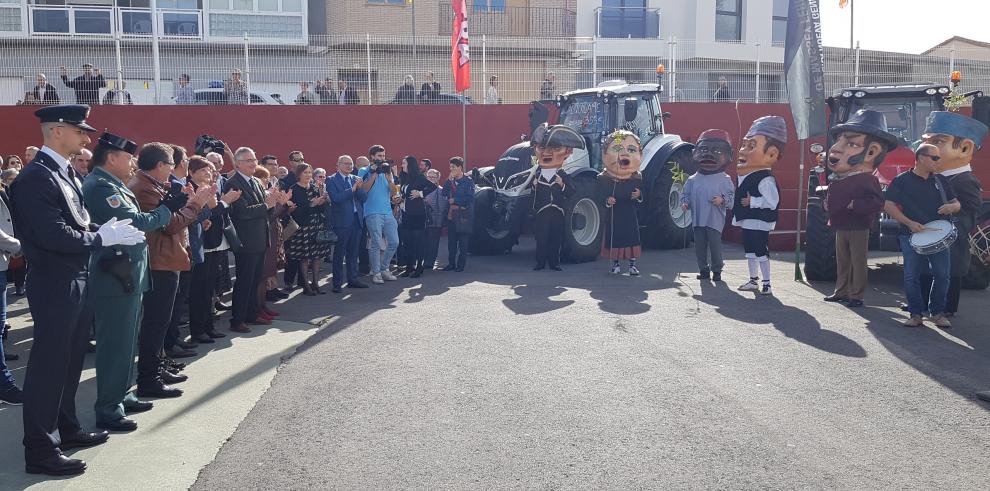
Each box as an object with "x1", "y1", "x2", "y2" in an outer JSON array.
[
  {"x1": 438, "y1": 3, "x2": 575, "y2": 38},
  {"x1": 595, "y1": 7, "x2": 660, "y2": 39},
  {"x1": 28, "y1": 5, "x2": 203, "y2": 39}
]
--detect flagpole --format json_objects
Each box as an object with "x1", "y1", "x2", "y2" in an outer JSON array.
[
  {"x1": 794, "y1": 135, "x2": 806, "y2": 282},
  {"x1": 849, "y1": 0, "x2": 854, "y2": 51},
  {"x1": 462, "y1": 95, "x2": 467, "y2": 162}
]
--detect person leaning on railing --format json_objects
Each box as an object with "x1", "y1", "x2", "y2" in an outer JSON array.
[{"x1": 224, "y1": 69, "x2": 249, "y2": 105}]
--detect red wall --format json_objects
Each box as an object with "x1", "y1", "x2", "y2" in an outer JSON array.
[{"x1": 3, "y1": 103, "x2": 987, "y2": 250}]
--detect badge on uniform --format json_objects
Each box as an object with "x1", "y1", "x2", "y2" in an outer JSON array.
[{"x1": 106, "y1": 194, "x2": 122, "y2": 208}]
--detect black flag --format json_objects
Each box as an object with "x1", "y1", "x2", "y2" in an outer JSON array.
[{"x1": 784, "y1": 0, "x2": 827, "y2": 140}]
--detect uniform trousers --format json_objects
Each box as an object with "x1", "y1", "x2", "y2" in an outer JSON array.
[
  {"x1": 22, "y1": 273, "x2": 91, "y2": 463},
  {"x1": 93, "y1": 294, "x2": 142, "y2": 424},
  {"x1": 137, "y1": 270, "x2": 179, "y2": 386},
  {"x1": 534, "y1": 209, "x2": 564, "y2": 268}
]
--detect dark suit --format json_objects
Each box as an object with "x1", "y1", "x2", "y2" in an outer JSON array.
[
  {"x1": 223, "y1": 172, "x2": 269, "y2": 327},
  {"x1": 31, "y1": 83, "x2": 60, "y2": 104},
  {"x1": 9, "y1": 149, "x2": 101, "y2": 464},
  {"x1": 328, "y1": 172, "x2": 366, "y2": 287},
  {"x1": 339, "y1": 87, "x2": 359, "y2": 105}
]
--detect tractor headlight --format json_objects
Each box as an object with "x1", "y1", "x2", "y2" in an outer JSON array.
[
  {"x1": 854, "y1": 91, "x2": 866, "y2": 98},
  {"x1": 925, "y1": 88, "x2": 937, "y2": 95},
  {"x1": 841, "y1": 90, "x2": 853, "y2": 98},
  {"x1": 938, "y1": 87, "x2": 950, "y2": 94}
]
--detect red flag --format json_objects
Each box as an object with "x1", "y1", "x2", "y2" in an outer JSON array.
[{"x1": 451, "y1": 0, "x2": 470, "y2": 93}]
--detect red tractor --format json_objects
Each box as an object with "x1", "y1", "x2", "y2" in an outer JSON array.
[{"x1": 803, "y1": 80, "x2": 990, "y2": 289}]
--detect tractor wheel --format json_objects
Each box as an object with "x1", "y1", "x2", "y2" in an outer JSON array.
[
  {"x1": 642, "y1": 149, "x2": 693, "y2": 249},
  {"x1": 560, "y1": 174, "x2": 603, "y2": 263},
  {"x1": 469, "y1": 187, "x2": 517, "y2": 255},
  {"x1": 961, "y1": 254, "x2": 990, "y2": 290},
  {"x1": 804, "y1": 197, "x2": 837, "y2": 281}
]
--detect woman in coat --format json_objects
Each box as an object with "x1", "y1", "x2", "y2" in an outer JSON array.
[
  {"x1": 0, "y1": 186, "x2": 22, "y2": 403},
  {"x1": 399, "y1": 156, "x2": 437, "y2": 277},
  {"x1": 284, "y1": 164, "x2": 331, "y2": 295}
]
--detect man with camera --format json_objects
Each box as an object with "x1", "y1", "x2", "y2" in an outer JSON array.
[{"x1": 357, "y1": 145, "x2": 399, "y2": 284}]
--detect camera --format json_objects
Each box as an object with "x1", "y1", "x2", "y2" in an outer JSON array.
[
  {"x1": 195, "y1": 134, "x2": 226, "y2": 157},
  {"x1": 373, "y1": 158, "x2": 393, "y2": 174}
]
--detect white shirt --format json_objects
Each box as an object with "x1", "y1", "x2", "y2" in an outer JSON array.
[
  {"x1": 732, "y1": 172, "x2": 779, "y2": 231},
  {"x1": 40, "y1": 145, "x2": 89, "y2": 224},
  {"x1": 939, "y1": 164, "x2": 972, "y2": 177},
  {"x1": 38, "y1": 85, "x2": 46, "y2": 100},
  {"x1": 338, "y1": 90, "x2": 346, "y2": 104},
  {"x1": 486, "y1": 86, "x2": 499, "y2": 104}
]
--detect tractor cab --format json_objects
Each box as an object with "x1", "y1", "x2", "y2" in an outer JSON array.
[{"x1": 812, "y1": 83, "x2": 950, "y2": 194}]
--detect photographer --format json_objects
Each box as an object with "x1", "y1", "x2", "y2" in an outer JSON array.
[{"x1": 356, "y1": 145, "x2": 400, "y2": 284}]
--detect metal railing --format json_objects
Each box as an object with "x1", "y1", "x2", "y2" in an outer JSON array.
[
  {"x1": 438, "y1": 3, "x2": 575, "y2": 38},
  {"x1": 1, "y1": 35, "x2": 988, "y2": 106}
]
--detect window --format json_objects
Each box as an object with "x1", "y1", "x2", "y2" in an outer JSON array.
[
  {"x1": 473, "y1": 0, "x2": 505, "y2": 12},
  {"x1": 715, "y1": 0, "x2": 742, "y2": 42},
  {"x1": 772, "y1": 0, "x2": 787, "y2": 45},
  {"x1": 121, "y1": 10, "x2": 152, "y2": 33},
  {"x1": 32, "y1": 8, "x2": 69, "y2": 33},
  {"x1": 600, "y1": 0, "x2": 655, "y2": 39},
  {"x1": 75, "y1": 9, "x2": 112, "y2": 33}
]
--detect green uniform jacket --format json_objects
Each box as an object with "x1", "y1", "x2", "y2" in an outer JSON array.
[{"x1": 82, "y1": 166, "x2": 172, "y2": 297}]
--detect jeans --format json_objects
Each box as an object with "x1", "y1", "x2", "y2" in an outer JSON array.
[
  {"x1": 365, "y1": 213, "x2": 399, "y2": 275},
  {"x1": 0, "y1": 270, "x2": 13, "y2": 390},
  {"x1": 900, "y1": 235, "x2": 950, "y2": 316}
]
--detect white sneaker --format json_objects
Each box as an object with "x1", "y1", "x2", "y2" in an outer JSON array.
[
  {"x1": 372, "y1": 274, "x2": 384, "y2": 284},
  {"x1": 738, "y1": 279, "x2": 759, "y2": 291},
  {"x1": 759, "y1": 283, "x2": 773, "y2": 296},
  {"x1": 381, "y1": 271, "x2": 397, "y2": 281},
  {"x1": 628, "y1": 265, "x2": 640, "y2": 276},
  {"x1": 610, "y1": 264, "x2": 622, "y2": 274}
]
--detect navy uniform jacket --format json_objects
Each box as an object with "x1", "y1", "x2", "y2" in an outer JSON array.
[
  {"x1": 9, "y1": 149, "x2": 102, "y2": 282},
  {"x1": 82, "y1": 166, "x2": 171, "y2": 296}
]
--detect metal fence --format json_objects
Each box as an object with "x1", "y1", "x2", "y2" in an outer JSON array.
[{"x1": 2, "y1": 34, "x2": 989, "y2": 106}]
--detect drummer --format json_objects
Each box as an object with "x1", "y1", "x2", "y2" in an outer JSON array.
[{"x1": 883, "y1": 143, "x2": 961, "y2": 328}]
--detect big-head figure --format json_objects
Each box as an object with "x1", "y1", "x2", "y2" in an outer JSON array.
[{"x1": 827, "y1": 109, "x2": 899, "y2": 174}]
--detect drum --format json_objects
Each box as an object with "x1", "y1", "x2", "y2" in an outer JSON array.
[
  {"x1": 969, "y1": 219, "x2": 990, "y2": 265},
  {"x1": 910, "y1": 219, "x2": 957, "y2": 255}
]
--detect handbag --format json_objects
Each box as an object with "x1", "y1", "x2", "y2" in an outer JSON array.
[
  {"x1": 315, "y1": 228, "x2": 337, "y2": 244},
  {"x1": 223, "y1": 221, "x2": 242, "y2": 253},
  {"x1": 281, "y1": 217, "x2": 300, "y2": 241}
]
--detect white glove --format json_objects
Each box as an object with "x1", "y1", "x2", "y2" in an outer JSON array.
[{"x1": 96, "y1": 217, "x2": 146, "y2": 247}]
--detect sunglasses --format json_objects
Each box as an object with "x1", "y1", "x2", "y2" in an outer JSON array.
[{"x1": 918, "y1": 153, "x2": 940, "y2": 161}]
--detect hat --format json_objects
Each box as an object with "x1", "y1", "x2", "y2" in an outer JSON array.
[
  {"x1": 82, "y1": 63, "x2": 93, "y2": 68},
  {"x1": 924, "y1": 111, "x2": 989, "y2": 150},
  {"x1": 829, "y1": 109, "x2": 898, "y2": 151},
  {"x1": 35, "y1": 104, "x2": 97, "y2": 132},
  {"x1": 697, "y1": 128, "x2": 733, "y2": 147},
  {"x1": 532, "y1": 123, "x2": 585, "y2": 150},
  {"x1": 745, "y1": 115, "x2": 788, "y2": 144},
  {"x1": 97, "y1": 132, "x2": 137, "y2": 155}
]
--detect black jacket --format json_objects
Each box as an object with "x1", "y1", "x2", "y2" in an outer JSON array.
[
  {"x1": 31, "y1": 83, "x2": 60, "y2": 104},
  {"x1": 61, "y1": 74, "x2": 106, "y2": 105}
]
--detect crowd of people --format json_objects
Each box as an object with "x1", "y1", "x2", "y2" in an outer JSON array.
[{"x1": 0, "y1": 103, "x2": 482, "y2": 476}]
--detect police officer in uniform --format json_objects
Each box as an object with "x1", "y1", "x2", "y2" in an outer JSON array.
[
  {"x1": 11, "y1": 105, "x2": 145, "y2": 476},
  {"x1": 82, "y1": 132, "x2": 177, "y2": 432}
]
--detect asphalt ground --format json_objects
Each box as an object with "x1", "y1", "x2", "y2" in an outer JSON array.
[{"x1": 178, "y1": 237, "x2": 990, "y2": 489}]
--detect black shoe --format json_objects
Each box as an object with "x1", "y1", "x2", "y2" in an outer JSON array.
[
  {"x1": 164, "y1": 357, "x2": 186, "y2": 371},
  {"x1": 14, "y1": 287, "x2": 24, "y2": 296},
  {"x1": 411, "y1": 271, "x2": 422, "y2": 278},
  {"x1": 0, "y1": 386, "x2": 24, "y2": 405},
  {"x1": 176, "y1": 339, "x2": 198, "y2": 350},
  {"x1": 346, "y1": 281, "x2": 369, "y2": 289},
  {"x1": 696, "y1": 270, "x2": 711, "y2": 280},
  {"x1": 96, "y1": 417, "x2": 137, "y2": 432},
  {"x1": 206, "y1": 330, "x2": 226, "y2": 339},
  {"x1": 442, "y1": 264, "x2": 456, "y2": 271},
  {"x1": 533, "y1": 264, "x2": 545, "y2": 271},
  {"x1": 846, "y1": 299, "x2": 864, "y2": 308},
  {"x1": 4, "y1": 352, "x2": 18, "y2": 361},
  {"x1": 137, "y1": 381, "x2": 183, "y2": 399},
  {"x1": 165, "y1": 346, "x2": 196, "y2": 359},
  {"x1": 399, "y1": 270, "x2": 411, "y2": 277},
  {"x1": 60, "y1": 430, "x2": 109, "y2": 450},
  {"x1": 214, "y1": 301, "x2": 232, "y2": 312},
  {"x1": 273, "y1": 289, "x2": 290, "y2": 299},
  {"x1": 549, "y1": 266, "x2": 562, "y2": 271},
  {"x1": 712, "y1": 271, "x2": 722, "y2": 282},
  {"x1": 332, "y1": 286, "x2": 343, "y2": 293},
  {"x1": 160, "y1": 370, "x2": 188, "y2": 384},
  {"x1": 123, "y1": 400, "x2": 154, "y2": 414},
  {"x1": 824, "y1": 294, "x2": 848, "y2": 303},
  {"x1": 265, "y1": 290, "x2": 282, "y2": 302},
  {"x1": 26, "y1": 454, "x2": 86, "y2": 476},
  {"x1": 87, "y1": 340, "x2": 96, "y2": 353},
  {"x1": 192, "y1": 333, "x2": 215, "y2": 344}
]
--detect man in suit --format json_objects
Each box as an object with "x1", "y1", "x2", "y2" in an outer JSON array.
[
  {"x1": 60, "y1": 64, "x2": 106, "y2": 105},
  {"x1": 337, "y1": 79, "x2": 359, "y2": 105},
  {"x1": 328, "y1": 155, "x2": 368, "y2": 293},
  {"x1": 32, "y1": 73, "x2": 60, "y2": 105},
  {"x1": 82, "y1": 132, "x2": 176, "y2": 433},
  {"x1": 11, "y1": 105, "x2": 144, "y2": 476},
  {"x1": 223, "y1": 147, "x2": 276, "y2": 333}
]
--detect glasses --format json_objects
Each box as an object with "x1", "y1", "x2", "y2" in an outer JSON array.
[{"x1": 918, "y1": 153, "x2": 941, "y2": 161}]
